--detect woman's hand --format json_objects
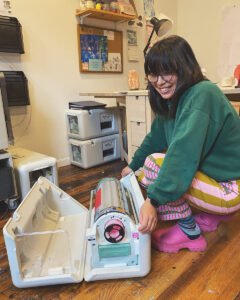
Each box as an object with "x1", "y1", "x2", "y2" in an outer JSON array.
[
  {"x1": 121, "y1": 166, "x2": 133, "y2": 177},
  {"x1": 138, "y1": 198, "x2": 158, "y2": 234}
]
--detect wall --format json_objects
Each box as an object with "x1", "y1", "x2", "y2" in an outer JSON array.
[
  {"x1": 155, "y1": 1, "x2": 177, "y2": 30},
  {"x1": 177, "y1": 0, "x2": 240, "y2": 83},
  {"x1": 2, "y1": 0, "x2": 239, "y2": 167},
  {"x1": 0, "y1": 0, "x2": 177, "y2": 166}
]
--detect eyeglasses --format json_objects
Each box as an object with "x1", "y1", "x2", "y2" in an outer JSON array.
[{"x1": 147, "y1": 74, "x2": 171, "y2": 83}]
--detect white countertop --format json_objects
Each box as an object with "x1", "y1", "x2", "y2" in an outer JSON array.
[
  {"x1": 217, "y1": 86, "x2": 240, "y2": 94},
  {"x1": 80, "y1": 86, "x2": 240, "y2": 97},
  {"x1": 79, "y1": 90, "x2": 148, "y2": 97}
]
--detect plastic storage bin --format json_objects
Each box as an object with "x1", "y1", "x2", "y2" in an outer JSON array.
[
  {"x1": 69, "y1": 134, "x2": 121, "y2": 169},
  {"x1": 8, "y1": 147, "x2": 58, "y2": 200},
  {"x1": 66, "y1": 107, "x2": 119, "y2": 140}
]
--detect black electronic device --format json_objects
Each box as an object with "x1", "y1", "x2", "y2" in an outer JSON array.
[{"x1": 69, "y1": 100, "x2": 106, "y2": 110}]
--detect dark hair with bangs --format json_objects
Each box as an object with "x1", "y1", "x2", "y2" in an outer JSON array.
[{"x1": 145, "y1": 35, "x2": 206, "y2": 118}]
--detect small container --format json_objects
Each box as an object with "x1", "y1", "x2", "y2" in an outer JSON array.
[
  {"x1": 110, "y1": 0, "x2": 118, "y2": 13},
  {"x1": 79, "y1": 0, "x2": 86, "y2": 10},
  {"x1": 102, "y1": 0, "x2": 110, "y2": 11},
  {"x1": 86, "y1": 0, "x2": 95, "y2": 8}
]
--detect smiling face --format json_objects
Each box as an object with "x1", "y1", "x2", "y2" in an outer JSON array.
[
  {"x1": 144, "y1": 36, "x2": 205, "y2": 117},
  {"x1": 148, "y1": 74, "x2": 178, "y2": 99}
]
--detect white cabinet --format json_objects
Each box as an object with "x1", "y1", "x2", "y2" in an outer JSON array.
[
  {"x1": 130, "y1": 122, "x2": 146, "y2": 146},
  {"x1": 126, "y1": 95, "x2": 154, "y2": 162},
  {"x1": 127, "y1": 96, "x2": 146, "y2": 122}
]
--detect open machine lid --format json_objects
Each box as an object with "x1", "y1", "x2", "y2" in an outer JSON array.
[{"x1": 3, "y1": 177, "x2": 89, "y2": 288}]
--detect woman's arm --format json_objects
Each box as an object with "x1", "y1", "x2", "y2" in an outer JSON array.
[
  {"x1": 121, "y1": 166, "x2": 133, "y2": 177},
  {"x1": 138, "y1": 198, "x2": 158, "y2": 233}
]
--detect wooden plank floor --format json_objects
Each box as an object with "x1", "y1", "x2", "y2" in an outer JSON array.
[{"x1": 1, "y1": 159, "x2": 240, "y2": 300}]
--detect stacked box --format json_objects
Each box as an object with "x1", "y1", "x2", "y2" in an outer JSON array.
[
  {"x1": 69, "y1": 134, "x2": 120, "y2": 169},
  {"x1": 66, "y1": 107, "x2": 119, "y2": 140},
  {"x1": 66, "y1": 106, "x2": 120, "y2": 168}
]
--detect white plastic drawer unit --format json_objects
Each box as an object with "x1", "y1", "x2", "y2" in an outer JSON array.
[
  {"x1": 130, "y1": 122, "x2": 147, "y2": 147},
  {"x1": 66, "y1": 107, "x2": 119, "y2": 140},
  {"x1": 3, "y1": 174, "x2": 151, "y2": 288},
  {"x1": 126, "y1": 96, "x2": 146, "y2": 122}
]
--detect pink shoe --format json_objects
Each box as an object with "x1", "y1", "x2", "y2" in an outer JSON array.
[
  {"x1": 194, "y1": 212, "x2": 234, "y2": 232},
  {"x1": 151, "y1": 224, "x2": 207, "y2": 253}
]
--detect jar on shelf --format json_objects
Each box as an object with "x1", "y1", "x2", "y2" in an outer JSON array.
[
  {"x1": 79, "y1": 0, "x2": 86, "y2": 10},
  {"x1": 102, "y1": 0, "x2": 110, "y2": 11},
  {"x1": 110, "y1": 0, "x2": 119, "y2": 13},
  {"x1": 86, "y1": 0, "x2": 95, "y2": 8}
]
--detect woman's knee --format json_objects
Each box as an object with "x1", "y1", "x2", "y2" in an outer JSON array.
[
  {"x1": 143, "y1": 153, "x2": 165, "y2": 167},
  {"x1": 142, "y1": 153, "x2": 165, "y2": 184}
]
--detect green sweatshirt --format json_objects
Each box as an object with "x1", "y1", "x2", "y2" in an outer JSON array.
[{"x1": 129, "y1": 81, "x2": 240, "y2": 205}]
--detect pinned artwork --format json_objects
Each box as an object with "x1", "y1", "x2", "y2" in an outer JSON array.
[
  {"x1": 80, "y1": 35, "x2": 108, "y2": 63},
  {"x1": 127, "y1": 30, "x2": 139, "y2": 61},
  {"x1": 144, "y1": 0, "x2": 155, "y2": 19},
  {"x1": 104, "y1": 53, "x2": 121, "y2": 72},
  {"x1": 77, "y1": 25, "x2": 123, "y2": 73}
]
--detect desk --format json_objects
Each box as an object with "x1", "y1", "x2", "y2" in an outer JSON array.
[{"x1": 80, "y1": 87, "x2": 240, "y2": 163}]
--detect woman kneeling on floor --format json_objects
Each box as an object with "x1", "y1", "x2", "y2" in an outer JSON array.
[{"x1": 121, "y1": 35, "x2": 240, "y2": 253}]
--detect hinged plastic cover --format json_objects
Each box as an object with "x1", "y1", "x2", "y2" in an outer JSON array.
[{"x1": 3, "y1": 177, "x2": 88, "y2": 288}]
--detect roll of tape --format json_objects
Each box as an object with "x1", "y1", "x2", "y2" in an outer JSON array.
[{"x1": 104, "y1": 219, "x2": 125, "y2": 243}]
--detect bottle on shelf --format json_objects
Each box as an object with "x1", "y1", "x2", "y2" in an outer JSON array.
[{"x1": 95, "y1": 0, "x2": 103, "y2": 10}]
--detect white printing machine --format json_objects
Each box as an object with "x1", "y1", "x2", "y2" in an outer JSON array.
[{"x1": 3, "y1": 173, "x2": 151, "y2": 288}]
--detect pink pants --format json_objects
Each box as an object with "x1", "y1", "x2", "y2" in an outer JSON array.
[{"x1": 138, "y1": 153, "x2": 240, "y2": 221}]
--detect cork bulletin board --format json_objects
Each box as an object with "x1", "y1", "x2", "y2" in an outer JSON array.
[{"x1": 77, "y1": 25, "x2": 123, "y2": 73}]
